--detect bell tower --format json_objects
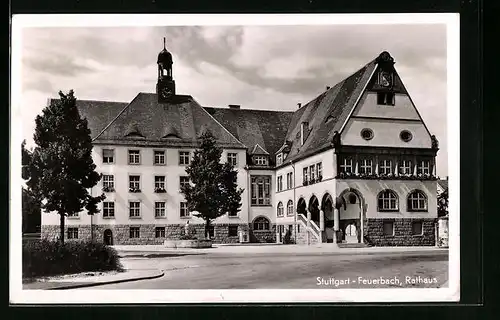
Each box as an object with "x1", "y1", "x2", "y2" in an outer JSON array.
[{"x1": 156, "y1": 37, "x2": 176, "y2": 103}]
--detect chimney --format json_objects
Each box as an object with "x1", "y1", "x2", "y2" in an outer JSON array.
[
  {"x1": 297, "y1": 102, "x2": 302, "y2": 109},
  {"x1": 301, "y1": 122, "x2": 308, "y2": 145},
  {"x1": 326, "y1": 86, "x2": 331, "y2": 90},
  {"x1": 228, "y1": 104, "x2": 240, "y2": 110}
]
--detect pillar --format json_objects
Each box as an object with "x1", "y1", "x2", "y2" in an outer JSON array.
[
  {"x1": 375, "y1": 155, "x2": 379, "y2": 175},
  {"x1": 306, "y1": 209, "x2": 311, "y2": 245},
  {"x1": 319, "y1": 210, "x2": 325, "y2": 231},
  {"x1": 333, "y1": 208, "x2": 340, "y2": 243},
  {"x1": 360, "y1": 204, "x2": 364, "y2": 244}
]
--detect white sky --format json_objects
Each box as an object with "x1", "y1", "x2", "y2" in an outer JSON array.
[{"x1": 18, "y1": 22, "x2": 448, "y2": 177}]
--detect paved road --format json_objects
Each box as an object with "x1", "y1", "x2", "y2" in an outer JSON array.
[{"x1": 88, "y1": 250, "x2": 448, "y2": 289}]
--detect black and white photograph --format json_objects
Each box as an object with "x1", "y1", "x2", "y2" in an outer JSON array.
[{"x1": 11, "y1": 14, "x2": 460, "y2": 303}]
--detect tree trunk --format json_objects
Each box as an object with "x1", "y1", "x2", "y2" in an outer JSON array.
[{"x1": 59, "y1": 213, "x2": 65, "y2": 244}]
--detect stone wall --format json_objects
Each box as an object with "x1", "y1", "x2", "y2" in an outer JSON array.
[
  {"x1": 42, "y1": 223, "x2": 251, "y2": 245},
  {"x1": 295, "y1": 225, "x2": 319, "y2": 245},
  {"x1": 364, "y1": 218, "x2": 436, "y2": 246}
]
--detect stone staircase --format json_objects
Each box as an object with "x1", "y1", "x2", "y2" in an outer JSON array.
[{"x1": 296, "y1": 214, "x2": 321, "y2": 245}]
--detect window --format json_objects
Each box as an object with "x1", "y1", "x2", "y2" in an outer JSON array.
[
  {"x1": 377, "y1": 92, "x2": 395, "y2": 106},
  {"x1": 254, "y1": 156, "x2": 268, "y2": 166},
  {"x1": 400, "y1": 130, "x2": 413, "y2": 142},
  {"x1": 179, "y1": 151, "x2": 190, "y2": 165},
  {"x1": 309, "y1": 165, "x2": 316, "y2": 181},
  {"x1": 102, "y1": 175, "x2": 115, "y2": 192},
  {"x1": 67, "y1": 228, "x2": 78, "y2": 239},
  {"x1": 128, "y1": 150, "x2": 141, "y2": 164},
  {"x1": 361, "y1": 128, "x2": 374, "y2": 140},
  {"x1": 359, "y1": 158, "x2": 373, "y2": 175},
  {"x1": 379, "y1": 159, "x2": 393, "y2": 175},
  {"x1": 253, "y1": 217, "x2": 270, "y2": 231},
  {"x1": 417, "y1": 160, "x2": 431, "y2": 175},
  {"x1": 129, "y1": 175, "x2": 141, "y2": 192},
  {"x1": 378, "y1": 190, "x2": 399, "y2": 212},
  {"x1": 303, "y1": 167, "x2": 309, "y2": 185},
  {"x1": 383, "y1": 221, "x2": 394, "y2": 236},
  {"x1": 412, "y1": 221, "x2": 423, "y2": 235},
  {"x1": 407, "y1": 190, "x2": 428, "y2": 212},
  {"x1": 103, "y1": 149, "x2": 114, "y2": 164},
  {"x1": 316, "y1": 163, "x2": 323, "y2": 179},
  {"x1": 399, "y1": 160, "x2": 412, "y2": 175},
  {"x1": 129, "y1": 227, "x2": 140, "y2": 238},
  {"x1": 180, "y1": 176, "x2": 190, "y2": 190},
  {"x1": 180, "y1": 202, "x2": 190, "y2": 218},
  {"x1": 228, "y1": 225, "x2": 238, "y2": 237},
  {"x1": 154, "y1": 150, "x2": 166, "y2": 165},
  {"x1": 227, "y1": 153, "x2": 238, "y2": 166},
  {"x1": 277, "y1": 202, "x2": 284, "y2": 217},
  {"x1": 251, "y1": 176, "x2": 271, "y2": 206},
  {"x1": 155, "y1": 201, "x2": 166, "y2": 218},
  {"x1": 276, "y1": 154, "x2": 283, "y2": 166},
  {"x1": 103, "y1": 201, "x2": 115, "y2": 218},
  {"x1": 154, "y1": 176, "x2": 166, "y2": 192},
  {"x1": 277, "y1": 176, "x2": 283, "y2": 192},
  {"x1": 129, "y1": 201, "x2": 141, "y2": 218},
  {"x1": 286, "y1": 172, "x2": 293, "y2": 189},
  {"x1": 155, "y1": 227, "x2": 165, "y2": 238},
  {"x1": 287, "y1": 200, "x2": 294, "y2": 216},
  {"x1": 340, "y1": 157, "x2": 353, "y2": 173}
]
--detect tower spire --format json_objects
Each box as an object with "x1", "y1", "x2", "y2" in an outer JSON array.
[{"x1": 163, "y1": 37, "x2": 166, "y2": 50}]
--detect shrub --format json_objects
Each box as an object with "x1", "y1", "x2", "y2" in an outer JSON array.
[{"x1": 22, "y1": 239, "x2": 123, "y2": 278}]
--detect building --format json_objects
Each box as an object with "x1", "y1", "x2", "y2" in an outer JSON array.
[{"x1": 41, "y1": 42, "x2": 439, "y2": 246}]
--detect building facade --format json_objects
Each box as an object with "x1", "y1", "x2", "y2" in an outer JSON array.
[{"x1": 41, "y1": 45, "x2": 439, "y2": 246}]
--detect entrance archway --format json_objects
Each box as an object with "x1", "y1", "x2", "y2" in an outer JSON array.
[
  {"x1": 321, "y1": 193, "x2": 334, "y2": 242},
  {"x1": 338, "y1": 188, "x2": 364, "y2": 244},
  {"x1": 308, "y1": 195, "x2": 320, "y2": 226},
  {"x1": 297, "y1": 197, "x2": 306, "y2": 216},
  {"x1": 104, "y1": 229, "x2": 113, "y2": 245}
]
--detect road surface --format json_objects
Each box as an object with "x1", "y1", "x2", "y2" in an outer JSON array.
[{"x1": 87, "y1": 250, "x2": 448, "y2": 289}]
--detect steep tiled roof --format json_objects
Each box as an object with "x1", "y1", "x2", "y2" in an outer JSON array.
[
  {"x1": 282, "y1": 58, "x2": 377, "y2": 163},
  {"x1": 94, "y1": 93, "x2": 246, "y2": 149},
  {"x1": 437, "y1": 179, "x2": 448, "y2": 191},
  {"x1": 48, "y1": 98, "x2": 128, "y2": 139},
  {"x1": 203, "y1": 107, "x2": 294, "y2": 162}
]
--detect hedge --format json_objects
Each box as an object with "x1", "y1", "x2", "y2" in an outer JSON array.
[{"x1": 22, "y1": 239, "x2": 123, "y2": 278}]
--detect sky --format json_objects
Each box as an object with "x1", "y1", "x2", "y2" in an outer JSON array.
[{"x1": 18, "y1": 23, "x2": 448, "y2": 177}]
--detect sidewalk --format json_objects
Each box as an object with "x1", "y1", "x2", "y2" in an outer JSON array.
[
  {"x1": 114, "y1": 243, "x2": 448, "y2": 256},
  {"x1": 23, "y1": 269, "x2": 164, "y2": 290}
]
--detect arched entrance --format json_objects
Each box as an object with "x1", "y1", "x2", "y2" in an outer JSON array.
[
  {"x1": 297, "y1": 197, "x2": 306, "y2": 216},
  {"x1": 308, "y1": 196, "x2": 320, "y2": 226},
  {"x1": 321, "y1": 193, "x2": 334, "y2": 243},
  {"x1": 104, "y1": 229, "x2": 113, "y2": 245},
  {"x1": 338, "y1": 189, "x2": 364, "y2": 244}
]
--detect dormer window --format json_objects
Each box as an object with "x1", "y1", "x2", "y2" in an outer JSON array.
[
  {"x1": 276, "y1": 153, "x2": 283, "y2": 166},
  {"x1": 253, "y1": 155, "x2": 268, "y2": 166}
]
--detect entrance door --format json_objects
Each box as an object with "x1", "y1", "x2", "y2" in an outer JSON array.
[
  {"x1": 345, "y1": 224, "x2": 358, "y2": 243},
  {"x1": 277, "y1": 225, "x2": 284, "y2": 243},
  {"x1": 104, "y1": 229, "x2": 113, "y2": 245}
]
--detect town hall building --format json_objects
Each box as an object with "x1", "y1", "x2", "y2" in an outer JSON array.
[{"x1": 41, "y1": 41, "x2": 439, "y2": 247}]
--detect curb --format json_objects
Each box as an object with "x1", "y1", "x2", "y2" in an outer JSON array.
[{"x1": 48, "y1": 270, "x2": 165, "y2": 290}]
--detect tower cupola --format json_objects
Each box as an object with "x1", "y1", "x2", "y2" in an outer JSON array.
[{"x1": 156, "y1": 37, "x2": 176, "y2": 102}]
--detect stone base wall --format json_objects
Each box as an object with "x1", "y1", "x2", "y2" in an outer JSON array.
[
  {"x1": 364, "y1": 218, "x2": 436, "y2": 246},
  {"x1": 295, "y1": 224, "x2": 319, "y2": 245},
  {"x1": 42, "y1": 223, "x2": 251, "y2": 245}
]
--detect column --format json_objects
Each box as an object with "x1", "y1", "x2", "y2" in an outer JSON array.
[
  {"x1": 375, "y1": 155, "x2": 379, "y2": 175},
  {"x1": 333, "y1": 208, "x2": 340, "y2": 243},
  {"x1": 395, "y1": 156, "x2": 399, "y2": 177},
  {"x1": 413, "y1": 155, "x2": 418, "y2": 175},
  {"x1": 433, "y1": 157, "x2": 437, "y2": 177},
  {"x1": 319, "y1": 210, "x2": 325, "y2": 231},
  {"x1": 306, "y1": 209, "x2": 311, "y2": 245},
  {"x1": 360, "y1": 204, "x2": 364, "y2": 244}
]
